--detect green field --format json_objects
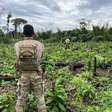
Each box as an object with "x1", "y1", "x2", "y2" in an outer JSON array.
[{"x1": 0, "y1": 42, "x2": 112, "y2": 112}]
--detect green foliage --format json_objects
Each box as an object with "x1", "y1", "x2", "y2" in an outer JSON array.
[
  {"x1": 94, "y1": 91, "x2": 112, "y2": 112},
  {"x1": 34, "y1": 25, "x2": 112, "y2": 42},
  {"x1": 71, "y1": 72, "x2": 95, "y2": 102},
  {"x1": 46, "y1": 82, "x2": 67, "y2": 112},
  {"x1": 25, "y1": 93, "x2": 37, "y2": 112},
  {"x1": 0, "y1": 36, "x2": 11, "y2": 44},
  {"x1": 1, "y1": 24, "x2": 112, "y2": 42},
  {"x1": 0, "y1": 29, "x2": 4, "y2": 36},
  {"x1": 0, "y1": 42, "x2": 112, "y2": 112},
  {"x1": 95, "y1": 55, "x2": 112, "y2": 69},
  {"x1": 1, "y1": 63, "x2": 16, "y2": 75},
  {"x1": 37, "y1": 30, "x2": 52, "y2": 40},
  {"x1": 0, "y1": 44, "x2": 16, "y2": 75},
  {"x1": 0, "y1": 91, "x2": 16, "y2": 112}
]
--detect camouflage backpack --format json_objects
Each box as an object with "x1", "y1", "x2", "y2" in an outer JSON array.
[{"x1": 18, "y1": 44, "x2": 39, "y2": 71}]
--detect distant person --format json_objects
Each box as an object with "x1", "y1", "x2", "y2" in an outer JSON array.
[
  {"x1": 15, "y1": 24, "x2": 46, "y2": 112},
  {"x1": 64, "y1": 38, "x2": 70, "y2": 49}
]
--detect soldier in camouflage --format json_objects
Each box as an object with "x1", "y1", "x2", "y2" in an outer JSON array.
[
  {"x1": 15, "y1": 24, "x2": 46, "y2": 112},
  {"x1": 64, "y1": 38, "x2": 70, "y2": 49}
]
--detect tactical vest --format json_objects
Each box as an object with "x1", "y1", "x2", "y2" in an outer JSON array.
[{"x1": 18, "y1": 44, "x2": 39, "y2": 71}]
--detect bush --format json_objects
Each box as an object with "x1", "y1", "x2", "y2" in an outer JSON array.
[
  {"x1": 0, "y1": 91, "x2": 16, "y2": 112},
  {"x1": 0, "y1": 36, "x2": 11, "y2": 44},
  {"x1": 46, "y1": 81, "x2": 67, "y2": 112}
]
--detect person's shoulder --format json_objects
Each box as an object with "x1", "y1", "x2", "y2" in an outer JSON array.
[
  {"x1": 15, "y1": 40, "x2": 29, "y2": 49},
  {"x1": 15, "y1": 41, "x2": 23, "y2": 47},
  {"x1": 33, "y1": 40, "x2": 44, "y2": 49},
  {"x1": 33, "y1": 40, "x2": 44, "y2": 45}
]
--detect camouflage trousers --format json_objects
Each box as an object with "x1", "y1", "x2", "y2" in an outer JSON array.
[
  {"x1": 15, "y1": 71, "x2": 46, "y2": 112},
  {"x1": 64, "y1": 43, "x2": 70, "y2": 49}
]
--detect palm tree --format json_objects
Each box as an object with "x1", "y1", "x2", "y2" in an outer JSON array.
[
  {"x1": 92, "y1": 25, "x2": 108, "y2": 41},
  {"x1": 11, "y1": 18, "x2": 27, "y2": 34}
]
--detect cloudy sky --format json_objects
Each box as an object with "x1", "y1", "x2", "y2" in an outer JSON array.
[{"x1": 0, "y1": 0, "x2": 112, "y2": 31}]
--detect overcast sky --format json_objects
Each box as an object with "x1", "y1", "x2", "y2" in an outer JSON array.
[{"x1": 0, "y1": 0, "x2": 112, "y2": 31}]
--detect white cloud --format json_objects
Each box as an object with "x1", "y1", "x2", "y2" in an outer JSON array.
[{"x1": 0, "y1": 0, "x2": 112, "y2": 31}]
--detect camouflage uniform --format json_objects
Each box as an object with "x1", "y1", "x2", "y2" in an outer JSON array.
[
  {"x1": 15, "y1": 40, "x2": 46, "y2": 112},
  {"x1": 64, "y1": 38, "x2": 70, "y2": 49}
]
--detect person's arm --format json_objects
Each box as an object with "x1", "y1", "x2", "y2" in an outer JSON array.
[
  {"x1": 39, "y1": 43, "x2": 44, "y2": 66},
  {"x1": 36, "y1": 43, "x2": 44, "y2": 64},
  {"x1": 15, "y1": 43, "x2": 20, "y2": 58},
  {"x1": 14, "y1": 43, "x2": 20, "y2": 71}
]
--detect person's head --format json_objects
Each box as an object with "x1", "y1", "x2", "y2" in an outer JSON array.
[{"x1": 23, "y1": 24, "x2": 34, "y2": 39}]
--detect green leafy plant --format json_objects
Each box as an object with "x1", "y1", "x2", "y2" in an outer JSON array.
[
  {"x1": 46, "y1": 81, "x2": 67, "y2": 112},
  {"x1": 25, "y1": 93, "x2": 37, "y2": 112},
  {"x1": 0, "y1": 91, "x2": 16, "y2": 112},
  {"x1": 71, "y1": 73, "x2": 95, "y2": 104}
]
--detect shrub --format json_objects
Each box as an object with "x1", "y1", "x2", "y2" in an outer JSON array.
[
  {"x1": 46, "y1": 82, "x2": 67, "y2": 112},
  {"x1": 0, "y1": 91, "x2": 16, "y2": 112}
]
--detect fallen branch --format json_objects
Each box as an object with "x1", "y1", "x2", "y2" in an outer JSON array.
[
  {"x1": 70, "y1": 61, "x2": 84, "y2": 70},
  {"x1": 55, "y1": 62, "x2": 70, "y2": 67},
  {"x1": 41, "y1": 60, "x2": 85, "y2": 71},
  {"x1": 55, "y1": 61, "x2": 84, "y2": 69},
  {"x1": 0, "y1": 74, "x2": 15, "y2": 81}
]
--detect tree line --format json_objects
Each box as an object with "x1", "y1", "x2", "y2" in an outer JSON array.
[
  {"x1": 0, "y1": 13, "x2": 112, "y2": 43},
  {"x1": 37, "y1": 25, "x2": 112, "y2": 42}
]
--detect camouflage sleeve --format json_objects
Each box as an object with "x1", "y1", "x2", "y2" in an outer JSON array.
[
  {"x1": 15, "y1": 42, "x2": 20, "y2": 59},
  {"x1": 41, "y1": 44, "x2": 44, "y2": 61},
  {"x1": 14, "y1": 42, "x2": 21, "y2": 71},
  {"x1": 36, "y1": 43, "x2": 44, "y2": 64}
]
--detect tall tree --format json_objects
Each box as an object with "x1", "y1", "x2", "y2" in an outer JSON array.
[
  {"x1": 80, "y1": 18, "x2": 87, "y2": 29},
  {"x1": 79, "y1": 18, "x2": 91, "y2": 30},
  {"x1": 7, "y1": 13, "x2": 12, "y2": 32},
  {"x1": 11, "y1": 18, "x2": 27, "y2": 33}
]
